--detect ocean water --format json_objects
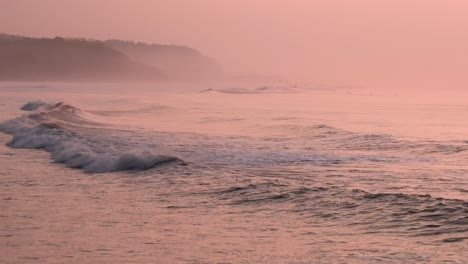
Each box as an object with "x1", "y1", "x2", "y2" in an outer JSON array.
[{"x1": 1, "y1": 83, "x2": 467, "y2": 263}]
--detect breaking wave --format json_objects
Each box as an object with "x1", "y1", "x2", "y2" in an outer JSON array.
[{"x1": 0, "y1": 100, "x2": 183, "y2": 173}]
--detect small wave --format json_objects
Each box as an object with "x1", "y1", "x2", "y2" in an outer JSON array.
[
  {"x1": 19, "y1": 100, "x2": 114, "y2": 129},
  {"x1": 0, "y1": 100, "x2": 183, "y2": 173},
  {"x1": 200, "y1": 86, "x2": 304, "y2": 94},
  {"x1": 212, "y1": 181, "x2": 468, "y2": 239},
  {"x1": 89, "y1": 104, "x2": 173, "y2": 117},
  {"x1": 260, "y1": 124, "x2": 348, "y2": 138},
  {"x1": 20, "y1": 100, "x2": 62, "y2": 111}
]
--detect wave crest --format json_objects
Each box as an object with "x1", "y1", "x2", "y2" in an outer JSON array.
[
  {"x1": 0, "y1": 100, "x2": 183, "y2": 173},
  {"x1": 20, "y1": 100, "x2": 63, "y2": 111}
]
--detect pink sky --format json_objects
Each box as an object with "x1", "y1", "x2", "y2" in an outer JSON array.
[{"x1": 1, "y1": 0, "x2": 468, "y2": 89}]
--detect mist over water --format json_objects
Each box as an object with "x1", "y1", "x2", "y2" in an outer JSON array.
[
  {"x1": 3, "y1": 0, "x2": 468, "y2": 89},
  {"x1": 1, "y1": 83, "x2": 467, "y2": 263},
  {"x1": 2, "y1": 1, "x2": 468, "y2": 262}
]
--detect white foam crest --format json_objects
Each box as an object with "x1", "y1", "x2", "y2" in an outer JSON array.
[{"x1": 0, "y1": 101, "x2": 182, "y2": 173}]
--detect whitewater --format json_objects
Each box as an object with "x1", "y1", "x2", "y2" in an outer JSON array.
[{"x1": 1, "y1": 83, "x2": 467, "y2": 263}]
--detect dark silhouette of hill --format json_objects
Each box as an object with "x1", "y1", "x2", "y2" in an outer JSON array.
[
  {"x1": 105, "y1": 40, "x2": 223, "y2": 81},
  {"x1": 0, "y1": 34, "x2": 159, "y2": 81},
  {"x1": 0, "y1": 34, "x2": 223, "y2": 82}
]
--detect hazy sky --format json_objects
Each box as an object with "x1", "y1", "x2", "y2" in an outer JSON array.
[{"x1": 1, "y1": 0, "x2": 468, "y2": 89}]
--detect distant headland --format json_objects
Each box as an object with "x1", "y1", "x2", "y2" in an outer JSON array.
[{"x1": 0, "y1": 33, "x2": 223, "y2": 82}]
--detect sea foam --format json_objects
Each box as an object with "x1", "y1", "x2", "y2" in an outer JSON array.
[{"x1": 0, "y1": 100, "x2": 182, "y2": 173}]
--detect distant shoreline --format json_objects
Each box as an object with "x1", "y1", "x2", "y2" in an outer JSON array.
[{"x1": 0, "y1": 34, "x2": 223, "y2": 82}]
